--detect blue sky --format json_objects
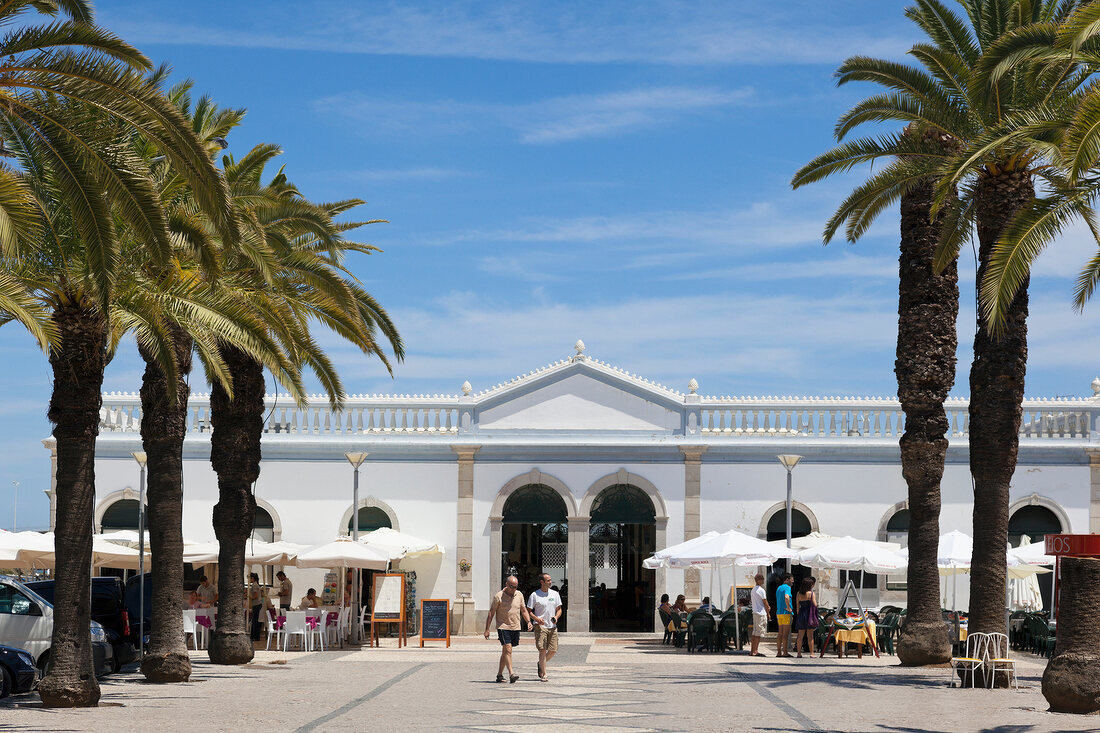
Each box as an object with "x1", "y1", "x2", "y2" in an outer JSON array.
[{"x1": 3, "y1": 1, "x2": 1099, "y2": 529}]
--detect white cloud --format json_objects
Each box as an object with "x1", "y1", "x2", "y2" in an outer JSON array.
[
  {"x1": 98, "y1": 3, "x2": 915, "y2": 66},
  {"x1": 315, "y1": 85, "x2": 753, "y2": 144}
]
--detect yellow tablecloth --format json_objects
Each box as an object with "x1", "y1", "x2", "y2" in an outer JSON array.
[{"x1": 835, "y1": 620, "x2": 876, "y2": 645}]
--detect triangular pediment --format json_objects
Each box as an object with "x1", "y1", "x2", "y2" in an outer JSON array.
[{"x1": 477, "y1": 370, "x2": 682, "y2": 432}]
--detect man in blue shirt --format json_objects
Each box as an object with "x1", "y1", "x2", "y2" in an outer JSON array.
[{"x1": 775, "y1": 574, "x2": 794, "y2": 657}]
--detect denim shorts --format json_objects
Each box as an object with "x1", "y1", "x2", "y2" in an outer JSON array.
[{"x1": 497, "y1": 629, "x2": 520, "y2": 646}]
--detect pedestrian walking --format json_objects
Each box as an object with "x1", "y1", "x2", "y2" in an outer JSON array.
[
  {"x1": 484, "y1": 575, "x2": 532, "y2": 683},
  {"x1": 749, "y1": 573, "x2": 771, "y2": 657},
  {"x1": 527, "y1": 573, "x2": 562, "y2": 681},
  {"x1": 775, "y1": 573, "x2": 794, "y2": 657}
]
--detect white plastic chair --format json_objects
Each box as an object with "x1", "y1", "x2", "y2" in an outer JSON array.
[
  {"x1": 265, "y1": 607, "x2": 285, "y2": 651},
  {"x1": 194, "y1": 608, "x2": 214, "y2": 649},
  {"x1": 283, "y1": 611, "x2": 309, "y2": 652},
  {"x1": 325, "y1": 609, "x2": 343, "y2": 647},
  {"x1": 307, "y1": 613, "x2": 325, "y2": 652},
  {"x1": 950, "y1": 632, "x2": 989, "y2": 688},
  {"x1": 181, "y1": 610, "x2": 199, "y2": 651},
  {"x1": 986, "y1": 632, "x2": 1018, "y2": 689}
]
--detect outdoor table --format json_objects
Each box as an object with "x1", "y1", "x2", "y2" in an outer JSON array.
[{"x1": 821, "y1": 616, "x2": 878, "y2": 658}]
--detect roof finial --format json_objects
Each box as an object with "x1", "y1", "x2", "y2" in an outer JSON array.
[
  {"x1": 688, "y1": 378, "x2": 698, "y2": 394},
  {"x1": 572, "y1": 339, "x2": 586, "y2": 361},
  {"x1": 1092, "y1": 377, "x2": 1100, "y2": 396},
  {"x1": 461, "y1": 380, "x2": 472, "y2": 396}
]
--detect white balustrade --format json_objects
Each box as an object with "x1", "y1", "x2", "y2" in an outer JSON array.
[{"x1": 97, "y1": 390, "x2": 1093, "y2": 441}]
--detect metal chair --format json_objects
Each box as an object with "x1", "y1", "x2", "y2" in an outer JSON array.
[
  {"x1": 949, "y1": 632, "x2": 989, "y2": 688},
  {"x1": 986, "y1": 632, "x2": 1017, "y2": 690}
]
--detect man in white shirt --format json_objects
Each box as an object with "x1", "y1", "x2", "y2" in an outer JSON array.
[
  {"x1": 749, "y1": 572, "x2": 771, "y2": 657},
  {"x1": 526, "y1": 573, "x2": 562, "y2": 681},
  {"x1": 276, "y1": 571, "x2": 293, "y2": 610}
]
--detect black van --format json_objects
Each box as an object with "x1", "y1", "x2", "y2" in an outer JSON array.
[{"x1": 25, "y1": 577, "x2": 137, "y2": 671}]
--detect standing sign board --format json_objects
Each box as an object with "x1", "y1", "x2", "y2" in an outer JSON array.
[
  {"x1": 420, "y1": 599, "x2": 450, "y2": 647},
  {"x1": 371, "y1": 573, "x2": 407, "y2": 647}
]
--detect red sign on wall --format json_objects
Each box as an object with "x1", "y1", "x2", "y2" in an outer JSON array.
[{"x1": 1045, "y1": 534, "x2": 1100, "y2": 557}]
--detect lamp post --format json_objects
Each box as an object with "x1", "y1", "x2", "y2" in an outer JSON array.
[
  {"x1": 345, "y1": 452, "x2": 368, "y2": 643},
  {"x1": 776, "y1": 455, "x2": 802, "y2": 572},
  {"x1": 10, "y1": 481, "x2": 17, "y2": 532},
  {"x1": 132, "y1": 451, "x2": 147, "y2": 659}
]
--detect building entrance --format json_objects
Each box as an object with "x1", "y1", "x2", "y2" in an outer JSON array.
[
  {"x1": 501, "y1": 484, "x2": 569, "y2": 630},
  {"x1": 589, "y1": 484, "x2": 655, "y2": 632}
]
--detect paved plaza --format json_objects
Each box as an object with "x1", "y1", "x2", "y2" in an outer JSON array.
[{"x1": 0, "y1": 636, "x2": 1093, "y2": 732}]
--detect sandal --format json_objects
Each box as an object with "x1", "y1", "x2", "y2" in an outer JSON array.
[
  {"x1": 495, "y1": 674, "x2": 505, "y2": 683},
  {"x1": 509, "y1": 674, "x2": 520, "y2": 684}
]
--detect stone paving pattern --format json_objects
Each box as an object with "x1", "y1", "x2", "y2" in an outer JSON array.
[{"x1": 0, "y1": 636, "x2": 1094, "y2": 732}]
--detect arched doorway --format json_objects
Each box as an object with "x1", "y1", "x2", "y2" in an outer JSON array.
[
  {"x1": 348, "y1": 506, "x2": 393, "y2": 534},
  {"x1": 884, "y1": 509, "x2": 910, "y2": 591},
  {"x1": 588, "y1": 484, "x2": 656, "y2": 632},
  {"x1": 1009, "y1": 504, "x2": 1063, "y2": 611},
  {"x1": 101, "y1": 499, "x2": 140, "y2": 532},
  {"x1": 502, "y1": 484, "x2": 568, "y2": 629}
]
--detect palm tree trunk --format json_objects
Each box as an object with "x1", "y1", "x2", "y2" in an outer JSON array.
[
  {"x1": 968, "y1": 169, "x2": 1033, "y2": 635},
  {"x1": 137, "y1": 325, "x2": 193, "y2": 682},
  {"x1": 207, "y1": 344, "x2": 264, "y2": 664},
  {"x1": 38, "y1": 301, "x2": 106, "y2": 708},
  {"x1": 1042, "y1": 557, "x2": 1100, "y2": 713},
  {"x1": 895, "y1": 130, "x2": 957, "y2": 666}
]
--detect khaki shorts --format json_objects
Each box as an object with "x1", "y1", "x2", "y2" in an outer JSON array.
[
  {"x1": 753, "y1": 612, "x2": 768, "y2": 637},
  {"x1": 533, "y1": 625, "x2": 559, "y2": 652}
]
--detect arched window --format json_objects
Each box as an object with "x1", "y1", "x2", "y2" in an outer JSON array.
[
  {"x1": 590, "y1": 484, "x2": 655, "y2": 524},
  {"x1": 101, "y1": 499, "x2": 140, "y2": 531},
  {"x1": 766, "y1": 508, "x2": 811, "y2": 543},
  {"x1": 502, "y1": 484, "x2": 567, "y2": 523},
  {"x1": 1008, "y1": 505, "x2": 1062, "y2": 547},
  {"x1": 253, "y1": 506, "x2": 275, "y2": 543},
  {"x1": 885, "y1": 509, "x2": 910, "y2": 591},
  {"x1": 348, "y1": 506, "x2": 392, "y2": 534}
]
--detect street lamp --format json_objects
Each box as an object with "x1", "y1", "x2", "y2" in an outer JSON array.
[
  {"x1": 776, "y1": 454, "x2": 803, "y2": 572},
  {"x1": 132, "y1": 451, "x2": 147, "y2": 659},
  {"x1": 10, "y1": 481, "x2": 17, "y2": 532},
  {"x1": 345, "y1": 452, "x2": 368, "y2": 643}
]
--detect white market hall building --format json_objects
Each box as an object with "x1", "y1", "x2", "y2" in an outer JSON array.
[{"x1": 47, "y1": 343, "x2": 1100, "y2": 633}]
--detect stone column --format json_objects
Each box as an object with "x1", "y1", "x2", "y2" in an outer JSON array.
[
  {"x1": 567, "y1": 517, "x2": 590, "y2": 632},
  {"x1": 452, "y1": 445, "x2": 480, "y2": 634},
  {"x1": 1088, "y1": 448, "x2": 1100, "y2": 533},
  {"x1": 42, "y1": 438, "x2": 57, "y2": 532},
  {"x1": 680, "y1": 446, "x2": 707, "y2": 602}
]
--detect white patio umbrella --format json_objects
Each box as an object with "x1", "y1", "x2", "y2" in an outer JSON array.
[
  {"x1": 795, "y1": 536, "x2": 906, "y2": 611},
  {"x1": 784, "y1": 531, "x2": 901, "y2": 552},
  {"x1": 898, "y1": 530, "x2": 972, "y2": 611},
  {"x1": 358, "y1": 527, "x2": 444, "y2": 560},
  {"x1": 657, "y1": 529, "x2": 797, "y2": 650},
  {"x1": 0, "y1": 529, "x2": 53, "y2": 568},
  {"x1": 642, "y1": 531, "x2": 721, "y2": 569},
  {"x1": 295, "y1": 539, "x2": 390, "y2": 644},
  {"x1": 1007, "y1": 536, "x2": 1048, "y2": 611},
  {"x1": 183, "y1": 539, "x2": 292, "y2": 566}
]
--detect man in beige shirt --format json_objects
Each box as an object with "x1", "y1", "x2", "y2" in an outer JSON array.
[{"x1": 484, "y1": 575, "x2": 532, "y2": 683}]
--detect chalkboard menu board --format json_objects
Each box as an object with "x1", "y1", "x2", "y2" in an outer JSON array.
[
  {"x1": 372, "y1": 574, "x2": 404, "y2": 621},
  {"x1": 420, "y1": 599, "x2": 450, "y2": 647}
]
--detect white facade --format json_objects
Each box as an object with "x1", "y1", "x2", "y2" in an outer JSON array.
[{"x1": 53, "y1": 343, "x2": 1099, "y2": 632}]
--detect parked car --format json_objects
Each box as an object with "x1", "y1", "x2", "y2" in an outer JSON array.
[
  {"x1": 0, "y1": 575, "x2": 112, "y2": 677},
  {"x1": 26, "y1": 577, "x2": 137, "y2": 671},
  {"x1": 0, "y1": 643, "x2": 38, "y2": 698},
  {"x1": 124, "y1": 573, "x2": 152, "y2": 649}
]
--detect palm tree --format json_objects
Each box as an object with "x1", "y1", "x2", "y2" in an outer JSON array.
[
  {"x1": 793, "y1": 0, "x2": 1088, "y2": 642},
  {"x1": 199, "y1": 146, "x2": 403, "y2": 664},
  {"x1": 0, "y1": 40, "x2": 234, "y2": 709}
]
